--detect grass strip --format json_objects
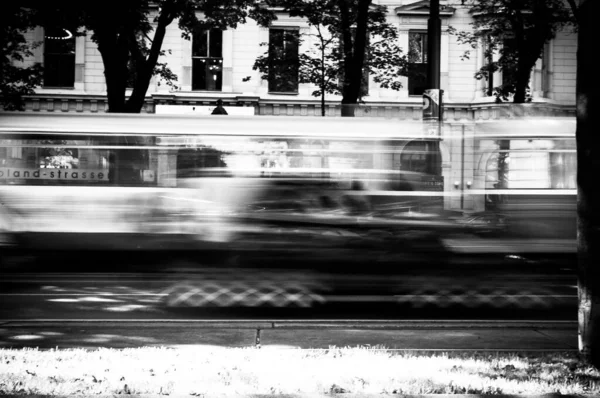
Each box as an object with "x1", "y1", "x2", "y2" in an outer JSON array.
[{"x1": 1, "y1": 347, "x2": 599, "y2": 395}]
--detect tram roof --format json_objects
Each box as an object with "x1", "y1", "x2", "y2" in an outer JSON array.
[
  {"x1": 469, "y1": 117, "x2": 575, "y2": 139},
  {"x1": 0, "y1": 112, "x2": 575, "y2": 140},
  {"x1": 0, "y1": 113, "x2": 431, "y2": 139}
]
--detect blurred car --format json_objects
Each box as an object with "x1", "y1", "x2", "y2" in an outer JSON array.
[
  {"x1": 451, "y1": 211, "x2": 507, "y2": 237},
  {"x1": 220, "y1": 178, "x2": 461, "y2": 269}
]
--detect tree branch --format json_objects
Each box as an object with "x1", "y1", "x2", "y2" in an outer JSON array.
[
  {"x1": 566, "y1": 0, "x2": 579, "y2": 23},
  {"x1": 143, "y1": 31, "x2": 153, "y2": 44},
  {"x1": 128, "y1": 31, "x2": 146, "y2": 64},
  {"x1": 144, "y1": 5, "x2": 175, "y2": 74}
]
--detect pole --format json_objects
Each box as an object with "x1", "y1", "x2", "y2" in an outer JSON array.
[
  {"x1": 427, "y1": 0, "x2": 441, "y2": 90},
  {"x1": 423, "y1": 0, "x2": 442, "y2": 122},
  {"x1": 422, "y1": 0, "x2": 444, "y2": 209},
  {"x1": 461, "y1": 124, "x2": 465, "y2": 210}
]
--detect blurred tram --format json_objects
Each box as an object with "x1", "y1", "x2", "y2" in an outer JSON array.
[
  {"x1": 0, "y1": 113, "x2": 451, "y2": 268},
  {"x1": 0, "y1": 113, "x2": 577, "y2": 309},
  {"x1": 467, "y1": 118, "x2": 576, "y2": 244},
  {"x1": 0, "y1": 114, "x2": 577, "y2": 257}
]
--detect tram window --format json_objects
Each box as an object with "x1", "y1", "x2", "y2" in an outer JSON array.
[
  {"x1": 0, "y1": 144, "x2": 24, "y2": 164},
  {"x1": 550, "y1": 152, "x2": 577, "y2": 188},
  {"x1": 485, "y1": 139, "x2": 576, "y2": 189},
  {"x1": 399, "y1": 140, "x2": 441, "y2": 175},
  {"x1": 0, "y1": 136, "x2": 163, "y2": 186},
  {"x1": 401, "y1": 153, "x2": 428, "y2": 173},
  {"x1": 40, "y1": 144, "x2": 79, "y2": 169},
  {"x1": 10, "y1": 147, "x2": 23, "y2": 160},
  {"x1": 176, "y1": 147, "x2": 227, "y2": 178}
]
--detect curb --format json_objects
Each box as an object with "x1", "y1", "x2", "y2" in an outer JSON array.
[
  {"x1": 0, "y1": 394, "x2": 591, "y2": 398},
  {"x1": 0, "y1": 319, "x2": 577, "y2": 329}
]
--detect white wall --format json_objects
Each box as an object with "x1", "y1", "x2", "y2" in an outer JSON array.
[
  {"x1": 549, "y1": 29, "x2": 577, "y2": 104},
  {"x1": 447, "y1": 6, "x2": 479, "y2": 102}
]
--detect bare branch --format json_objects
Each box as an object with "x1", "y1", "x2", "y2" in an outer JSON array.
[{"x1": 143, "y1": 32, "x2": 153, "y2": 44}]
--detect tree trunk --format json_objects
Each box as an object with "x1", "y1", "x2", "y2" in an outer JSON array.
[
  {"x1": 103, "y1": 62, "x2": 127, "y2": 113},
  {"x1": 340, "y1": 100, "x2": 356, "y2": 117},
  {"x1": 576, "y1": 0, "x2": 600, "y2": 368},
  {"x1": 513, "y1": 50, "x2": 538, "y2": 104},
  {"x1": 513, "y1": 38, "x2": 546, "y2": 104},
  {"x1": 338, "y1": 0, "x2": 371, "y2": 117},
  {"x1": 512, "y1": 67, "x2": 530, "y2": 104},
  {"x1": 125, "y1": 11, "x2": 174, "y2": 113},
  {"x1": 95, "y1": 28, "x2": 129, "y2": 113}
]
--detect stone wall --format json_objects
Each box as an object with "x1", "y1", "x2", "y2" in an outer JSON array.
[{"x1": 16, "y1": 94, "x2": 575, "y2": 121}]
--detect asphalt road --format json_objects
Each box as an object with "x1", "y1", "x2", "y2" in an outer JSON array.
[
  {"x1": 0, "y1": 251, "x2": 579, "y2": 350},
  {"x1": 0, "y1": 260, "x2": 577, "y2": 321},
  {"x1": 0, "y1": 320, "x2": 577, "y2": 350}
]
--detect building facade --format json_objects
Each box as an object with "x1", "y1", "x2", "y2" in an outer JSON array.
[{"x1": 10, "y1": 0, "x2": 577, "y2": 118}]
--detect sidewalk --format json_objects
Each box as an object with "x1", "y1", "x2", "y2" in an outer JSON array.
[{"x1": 0, "y1": 320, "x2": 577, "y2": 350}]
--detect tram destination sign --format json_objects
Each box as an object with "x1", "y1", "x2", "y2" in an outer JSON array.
[{"x1": 0, "y1": 168, "x2": 108, "y2": 181}]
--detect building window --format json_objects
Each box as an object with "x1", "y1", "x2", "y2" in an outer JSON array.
[
  {"x1": 268, "y1": 28, "x2": 299, "y2": 93},
  {"x1": 408, "y1": 31, "x2": 428, "y2": 96},
  {"x1": 192, "y1": 29, "x2": 223, "y2": 91},
  {"x1": 43, "y1": 27, "x2": 75, "y2": 88}
]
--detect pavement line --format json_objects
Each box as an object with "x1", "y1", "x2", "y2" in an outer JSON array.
[
  {"x1": 1, "y1": 272, "x2": 179, "y2": 275},
  {"x1": 0, "y1": 293, "x2": 168, "y2": 296},
  {"x1": 1, "y1": 279, "x2": 175, "y2": 283}
]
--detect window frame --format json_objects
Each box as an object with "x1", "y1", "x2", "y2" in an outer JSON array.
[
  {"x1": 42, "y1": 26, "x2": 76, "y2": 89},
  {"x1": 192, "y1": 28, "x2": 224, "y2": 92},
  {"x1": 407, "y1": 30, "x2": 428, "y2": 97},
  {"x1": 267, "y1": 27, "x2": 300, "y2": 94}
]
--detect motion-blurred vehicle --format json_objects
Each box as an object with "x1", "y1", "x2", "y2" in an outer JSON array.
[
  {"x1": 0, "y1": 114, "x2": 577, "y2": 306},
  {"x1": 0, "y1": 113, "x2": 449, "y2": 258},
  {"x1": 452, "y1": 211, "x2": 507, "y2": 237}
]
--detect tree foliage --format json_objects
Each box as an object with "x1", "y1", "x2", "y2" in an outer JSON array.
[
  {"x1": 449, "y1": 0, "x2": 574, "y2": 103},
  {"x1": 0, "y1": 4, "x2": 43, "y2": 111},
  {"x1": 252, "y1": 0, "x2": 409, "y2": 116}
]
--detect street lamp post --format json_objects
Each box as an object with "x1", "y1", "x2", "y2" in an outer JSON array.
[
  {"x1": 423, "y1": 0, "x2": 443, "y2": 133},
  {"x1": 427, "y1": 0, "x2": 441, "y2": 91},
  {"x1": 422, "y1": 0, "x2": 446, "y2": 207},
  {"x1": 423, "y1": 0, "x2": 442, "y2": 125}
]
